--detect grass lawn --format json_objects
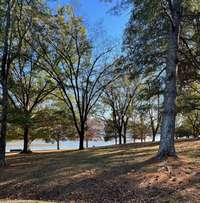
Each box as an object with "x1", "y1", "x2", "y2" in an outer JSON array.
[{"x1": 1, "y1": 139, "x2": 200, "y2": 203}]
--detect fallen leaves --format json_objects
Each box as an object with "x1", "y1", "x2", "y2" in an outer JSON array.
[{"x1": 1, "y1": 140, "x2": 200, "y2": 202}]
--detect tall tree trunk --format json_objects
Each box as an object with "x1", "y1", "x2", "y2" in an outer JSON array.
[
  {"x1": 150, "y1": 115, "x2": 156, "y2": 142},
  {"x1": 123, "y1": 126, "x2": 127, "y2": 144},
  {"x1": 152, "y1": 133, "x2": 156, "y2": 142},
  {"x1": 0, "y1": 0, "x2": 11, "y2": 167},
  {"x1": 56, "y1": 135, "x2": 60, "y2": 150},
  {"x1": 154, "y1": 92, "x2": 161, "y2": 142},
  {"x1": 0, "y1": 77, "x2": 8, "y2": 165},
  {"x1": 118, "y1": 126, "x2": 123, "y2": 144},
  {"x1": 123, "y1": 134, "x2": 126, "y2": 144},
  {"x1": 22, "y1": 126, "x2": 31, "y2": 153},
  {"x1": 79, "y1": 128, "x2": 84, "y2": 150},
  {"x1": 123, "y1": 119, "x2": 128, "y2": 144},
  {"x1": 119, "y1": 133, "x2": 122, "y2": 145},
  {"x1": 115, "y1": 136, "x2": 117, "y2": 145},
  {"x1": 79, "y1": 134, "x2": 84, "y2": 150},
  {"x1": 158, "y1": 0, "x2": 182, "y2": 159},
  {"x1": 86, "y1": 138, "x2": 89, "y2": 148}
]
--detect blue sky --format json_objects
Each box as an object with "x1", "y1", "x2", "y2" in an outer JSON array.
[{"x1": 49, "y1": 0, "x2": 130, "y2": 43}]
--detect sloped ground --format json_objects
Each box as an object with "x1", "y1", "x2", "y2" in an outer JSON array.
[{"x1": 0, "y1": 139, "x2": 200, "y2": 203}]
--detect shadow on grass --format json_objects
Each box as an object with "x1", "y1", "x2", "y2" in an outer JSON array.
[
  {"x1": 1, "y1": 140, "x2": 200, "y2": 202},
  {"x1": 0, "y1": 154, "x2": 161, "y2": 202}
]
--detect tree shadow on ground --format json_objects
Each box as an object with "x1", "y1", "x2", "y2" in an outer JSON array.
[{"x1": 1, "y1": 141, "x2": 200, "y2": 202}]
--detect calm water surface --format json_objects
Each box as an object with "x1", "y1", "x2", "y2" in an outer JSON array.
[
  {"x1": 6, "y1": 135, "x2": 160, "y2": 152},
  {"x1": 6, "y1": 139, "x2": 116, "y2": 152}
]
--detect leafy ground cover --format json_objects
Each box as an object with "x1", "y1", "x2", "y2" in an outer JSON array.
[{"x1": 1, "y1": 139, "x2": 200, "y2": 202}]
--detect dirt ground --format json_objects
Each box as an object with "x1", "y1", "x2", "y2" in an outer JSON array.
[{"x1": 1, "y1": 139, "x2": 200, "y2": 203}]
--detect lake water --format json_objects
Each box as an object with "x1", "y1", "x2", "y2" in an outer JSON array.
[
  {"x1": 6, "y1": 135, "x2": 160, "y2": 152},
  {"x1": 6, "y1": 139, "x2": 116, "y2": 152}
]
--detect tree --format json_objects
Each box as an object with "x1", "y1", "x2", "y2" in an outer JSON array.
[
  {"x1": 8, "y1": 46, "x2": 55, "y2": 153},
  {"x1": 104, "y1": 118, "x2": 118, "y2": 144},
  {"x1": 6, "y1": 99, "x2": 76, "y2": 151},
  {"x1": 137, "y1": 80, "x2": 162, "y2": 142},
  {"x1": 122, "y1": 0, "x2": 200, "y2": 158},
  {"x1": 157, "y1": 0, "x2": 183, "y2": 158},
  {"x1": 175, "y1": 125, "x2": 192, "y2": 139},
  {"x1": 102, "y1": 73, "x2": 137, "y2": 144},
  {"x1": 85, "y1": 117, "x2": 103, "y2": 148},
  {"x1": 185, "y1": 111, "x2": 200, "y2": 138},
  {"x1": 33, "y1": 106, "x2": 76, "y2": 150},
  {"x1": 0, "y1": 0, "x2": 11, "y2": 166},
  {"x1": 124, "y1": 0, "x2": 182, "y2": 157},
  {"x1": 32, "y1": 7, "x2": 120, "y2": 150},
  {"x1": 0, "y1": 0, "x2": 48, "y2": 164},
  {"x1": 130, "y1": 114, "x2": 150, "y2": 142},
  {"x1": 176, "y1": 82, "x2": 200, "y2": 138}
]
